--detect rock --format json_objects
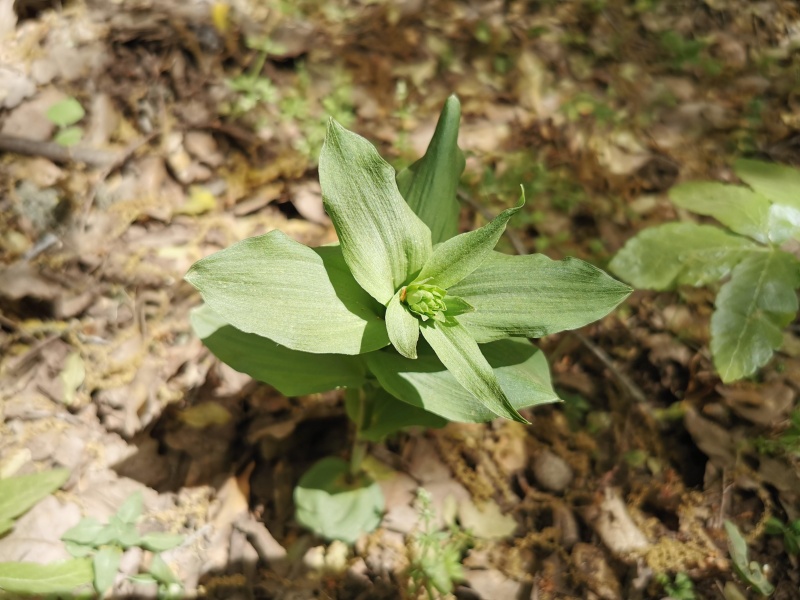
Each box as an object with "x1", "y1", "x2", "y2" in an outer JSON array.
[{"x1": 532, "y1": 450, "x2": 573, "y2": 493}]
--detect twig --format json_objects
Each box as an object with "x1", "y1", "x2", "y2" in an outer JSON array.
[
  {"x1": 571, "y1": 330, "x2": 648, "y2": 406},
  {"x1": 0, "y1": 134, "x2": 123, "y2": 167}
]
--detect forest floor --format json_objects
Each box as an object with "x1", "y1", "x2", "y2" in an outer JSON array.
[{"x1": 1, "y1": 0, "x2": 800, "y2": 598}]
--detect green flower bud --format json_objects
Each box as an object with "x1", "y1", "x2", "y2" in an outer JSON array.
[{"x1": 400, "y1": 282, "x2": 448, "y2": 322}]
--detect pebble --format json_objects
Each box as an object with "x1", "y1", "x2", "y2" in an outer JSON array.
[{"x1": 532, "y1": 449, "x2": 573, "y2": 492}]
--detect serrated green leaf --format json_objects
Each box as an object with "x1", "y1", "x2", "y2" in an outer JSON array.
[
  {"x1": 357, "y1": 387, "x2": 447, "y2": 442},
  {"x1": 452, "y1": 252, "x2": 632, "y2": 343},
  {"x1": 669, "y1": 181, "x2": 771, "y2": 243},
  {"x1": 191, "y1": 305, "x2": 366, "y2": 395},
  {"x1": 115, "y1": 492, "x2": 143, "y2": 524},
  {"x1": 94, "y1": 546, "x2": 122, "y2": 596},
  {"x1": 416, "y1": 192, "x2": 524, "y2": 289},
  {"x1": 711, "y1": 249, "x2": 800, "y2": 382},
  {"x1": 735, "y1": 158, "x2": 800, "y2": 210},
  {"x1": 294, "y1": 457, "x2": 384, "y2": 543},
  {"x1": 386, "y1": 290, "x2": 420, "y2": 359},
  {"x1": 186, "y1": 233, "x2": 389, "y2": 355},
  {"x1": 366, "y1": 338, "x2": 559, "y2": 424},
  {"x1": 396, "y1": 95, "x2": 465, "y2": 244},
  {"x1": 62, "y1": 517, "x2": 105, "y2": 545},
  {"x1": 148, "y1": 554, "x2": 180, "y2": 586},
  {"x1": 421, "y1": 320, "x2": 528, "y2": 423},
  {"x1": 609, "y1": 223, "x2": 759, "y2": 290},
  {"x1": 139, "y1": 532, "x2": 184, "y2": 553},
  {"x1": 0, "y1": 559, "x2": 93, "y2": 594},
  {"x1": 767, "y1": 203, "x2": 800, "y2": 243},
  {"x1": 46, "y1": 97, "x2": 85, "y2": 127},
  {"x1": 0, "y1": 469, "x2": 70, "y2": 529},
  {"x1": 320, "y1": 119, "x2": 432, "y2": 304}
]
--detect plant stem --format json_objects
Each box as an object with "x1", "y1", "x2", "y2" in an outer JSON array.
[{"x1": 350, "y1": 385, "x2": 368, "y2": 475}]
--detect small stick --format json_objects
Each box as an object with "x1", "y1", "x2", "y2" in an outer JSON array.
[{"x1": 0, "y1": 134, "x2": 122, "y2": 167}]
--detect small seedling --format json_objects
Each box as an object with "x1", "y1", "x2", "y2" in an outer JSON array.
[
  {"x1": 764, "y1": 516, "x2": 800, "y2": 556},
  {"x1": 656, "y1": 572, "x2": 697, "y2": 600},
  {"x1": 611, "y1": 159, "x2": 800, "y2": 383},
  {"x1": 724, "y1": 519, "x2": 775, "y2": 596},
  {"x1": 61, "y1": 492, "x2": 184, "y2": 598},
  {"x1": 0, "y1": 469, "x2": 94, "y2": 596},
  {"x1": 46, "y1": 97, "x2": 86, "y2": 147},
  {"x1": 754, "y1": 408, "x2": 800, "y2": 459},
  {"x1": 407, "y1": 489, "x2": 471, "y2": 599},
  {"x1": 187, "y1": 95, "x2": 630, "y2": 541}
]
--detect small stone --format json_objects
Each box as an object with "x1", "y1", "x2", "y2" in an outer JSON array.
[{"x1": 532, "y1": 450, "x2": 573, "y2": 493}]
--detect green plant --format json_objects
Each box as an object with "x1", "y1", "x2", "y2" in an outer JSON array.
[
  {"x1": 61, "y1": 492, "x2": 184, "y2": 598},
  {"x1": 0, "y1": 469, "x2": 95, "y2": 597},
  {"x1": 754, "y1": 408, "x2": 800, "y2": 459},
  {"x1": 186, "y1": 95, "x2": 631, "y2": 541},
  {"x1": 407, "y1": 489, "x2": 471, "y2": 599},
  {"x1": 764, "y1": 516, "x2": 800, "y2": 556},
  {"x1": 225, "y1": 37, "x2": 282, "y2": 119},
  {"x1": 610, "y1": 159, "x2": 800, "y2": 383},
  {"x1": 46, "y1": 97, "x2": 85, "y2": 147},
  {"x1": 656, "y1": 572, "x2": 697, "y2": 600},
  {"x1": 724, "y1": 519, "x2": 774, "y2": 596}
]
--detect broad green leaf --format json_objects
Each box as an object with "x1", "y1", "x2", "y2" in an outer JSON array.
[
  {"x1": 420, "y1": 320, "x2": 528, "y2": 423},
  {"x1": 0, "y1": 469, "x2": 69, "y2": 530},
  {"x1": 148, "y1": 554, "x2": 180, "y2": 585},
  {"x1": 416, "y1": 192, "x2": 524, "y2": 289},
  {"x1": 115, "y1": 492, "x2": 143, "y2": 524},
  {"x1": 711, "y1": 250, "x2": 800, "y2": 382},
  {"x1": 186, "y1": 232, "x2": 389, "y2": 355},
  {"x1": 94, "y1": 546, "x2": 122, "y2": 596},
  {"x1": 396, "y1": 95, "x2": 465, "y2": 244},
  {"x1": 46, "y1": 97, "x2": 85, "y2": 127},
  {"x1": 366, "y1": 338, "x2": 559, "y2": 423},
  {"x1": 609, "y1": 223, "x2": 758, "y2": 291},
  {"x1": 191, "y1": 305, "x2": 366, "y2": 395},
  {"x1": 139, "y1": 532, "x2": 184, "y2": 553},
  {"x1": 669, "y1": 182, "x2": 770, "y2": 243},
  {"x1": 735, "y1": 158, "x2": 800, "y2": 210},
  {"x1": 0, "y1": 559, "x2": 93, "y2": 594},
  {"x1": 386, "y1": 291, "x2": 420, "y2": 359},
  {"x1": 452, "y1": 252, "x2": 632, "y2": 343},
  {"x1": 768, "y1": 203, "x2": 800, "y2": 243},
  {"x1": 294, "y1": 457, "x2": 384, "y2": 543},
  {"x1": 724, "y1": 520, "x2": 775, "y2": 596},
  {"x1": 355, "y1": 387, "x2": 447, "y2": 442},
  {"x1": 320, "y1": 119, "x2": 432, "y2": 304},
  {"x1": 62, "y1": 517, "x2": 105, "y2": 545}
]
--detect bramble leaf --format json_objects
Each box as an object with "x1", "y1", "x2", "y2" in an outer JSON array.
[
  {"x1": 386, "y1": 291, "x2": 420, "y2": 359},
  {"x1": 453, "y1": 252, "x2": 632, "y2": 343},
  {"x1": 186, "y1": 233, "x2": 389, "y2": 355},
  {"x1": 416, "y1": 192, "x2": 524, "y2": 289},
  {"x1": 735, "y1": 158, "x2": 800, "y2": 210},
  {"x1": 320, "y1": 119, "x2": 432, "y2": 304},
  {"x1": 711, "y1": 249, "x2": 800, "y2": 382},
  {"x1": 397, "y1": 95, "x2": 465, "y2": 244},
  {"x1": 420, "y1": 320, "x2": 528, "y2": 423},
  {"x1": 669, "y1": 182, "x2": 771, "y2": 243},
  {"x1": 191, "y1": 305, "x2": 367, "y2": 395},
  {"x1": 366, "y1": 338, "x2": 559, "y2": 423},
  {"x1": 608, "y1": 222, "x2": 758, "y2": 290}
]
